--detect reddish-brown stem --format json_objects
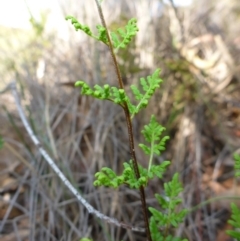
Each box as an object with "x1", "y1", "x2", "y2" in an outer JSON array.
[
  {"x1": 94, "y1": 1, "x2": 152, "y2": 240},
  {"x1": 123, "y1": 105, "x2": 152, "y2": 240}
]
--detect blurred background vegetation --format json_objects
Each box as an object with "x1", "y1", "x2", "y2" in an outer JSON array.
[{"x1": 0, "y1": 0, "x2": 240, "y2": 240}]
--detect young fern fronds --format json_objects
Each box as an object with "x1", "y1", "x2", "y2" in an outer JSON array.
[
  {"x1": 94, "y1": 114, "x2": 171, "y2": 189},
  {"x1": 94, "y1": 160, "x2": 170, "y2": 189},
  {"x1": 75, "y1": 81, "x2": 129, "y2": 105},
  {"x1": 65, "y1": 16, "x2": 138, "y2": 49},
  {"x1": 130, "y1": 69, "x2": 163, "y2": 118},
  {"x1": 75, "y1": 69, "x2": 162, "y2": 119},
  {"x1": 94, "y1": 167, "x2": 125, "y2": 188},
  {"x1": 149, "y1": 173, "x2": 188, "y2": 241},
  {"x1": 226, "y1": 203, "x2": 240, "y2": 240},
  {"x1": 65, "y1": 16, "x2": 108, "y2": 45},
  {"x1": 139, "y1": 115, "x2": 170, "y2": 171},
  {"x1": 94, "y1": 161, "x2": 146, "y2": 189},
  {"x1": 110, "y1": 18, "x2": 138, "y2": 50}
]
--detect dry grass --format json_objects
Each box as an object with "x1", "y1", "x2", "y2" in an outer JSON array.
[{"x1": 1, "y1": 0, "x2": 240, "y2": 241}]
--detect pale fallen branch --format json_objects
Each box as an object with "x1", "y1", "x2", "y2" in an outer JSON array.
[{"x1": 2, "y1": 81, "x2": 145, "y2": 233}]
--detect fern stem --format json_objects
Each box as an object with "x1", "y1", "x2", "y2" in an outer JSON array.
[
  {"x1": 124, "y1": 106, "x2": 152, "y2": 241},
  {"x1": 94, "y1": 1, "x2": 152, "y2": 240}
]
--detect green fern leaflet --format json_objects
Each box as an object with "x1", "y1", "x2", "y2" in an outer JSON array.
[{"x1": 130, "y1": 69, "x2": 163, "y2": 118}]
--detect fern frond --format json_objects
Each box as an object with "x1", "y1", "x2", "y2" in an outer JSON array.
[
  {"x1": 96, "y1": 24, "x2": 108, "y2": 44},
  {"x1": 66, "y1": 16, "x2": 138, "y2": 48},
  {"x1": 94, "y1": 167, "x2": 125, "y2": 188},
  {"x1": 65, "y1": 16, "x2": 108, "y2": 45},
  {"x1": 149, "y1": 217, "x2": 188, "y2": 241},
  {"x1": 110, "y1": 18, "x2": 138, "y2": 50},
  {"x1": 94, "y1": 160, "x2": 170, "y2": 189},
  {"x1": 149, "y1": 217, "x2": 163, "y2": 241},
  {"x1": 149, "y1": 173, "x2": 188, "y2": 240},
  {"x1": 139, "y1": 115, "x2": 169, "y2": 171},
  {"x1": 130, "y1": 69, "x2": 163, "y2": 118},
  {"x1": 75, "y1": 80, "x2": 130, "y2": 106},
  {"x1": 94, "y1": 161, "x2": 147, "y2": 189},
  {"x1": 148, "y1": 162, "x2": 171, "y2": 179},
  {"x1": 164, "y1": 173, "x2": 183, "y2": 198},
  {"x1": 75, "y1": 69, "x2": 162, "y2": 117}
]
